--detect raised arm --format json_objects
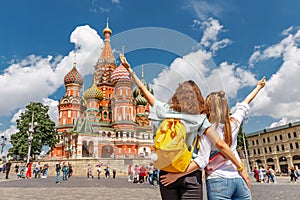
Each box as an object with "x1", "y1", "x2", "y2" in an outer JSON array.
[
  {"x1": 243, "y1": 77, "x2": 266, "y2": 105},
  {"x1": 119, "y1": 54, "x2": 156, "y2": 106}
]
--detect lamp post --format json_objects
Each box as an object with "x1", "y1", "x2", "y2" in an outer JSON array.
[
  {"x1": 1, "y1": 135, "x2": 7, "y2": 161},
  {"x1": 26, "y1": 111, "x2": 37, "y2": 164},
  {"x1": 242, "y1": 132, "x2": 251, "y2": 172}
]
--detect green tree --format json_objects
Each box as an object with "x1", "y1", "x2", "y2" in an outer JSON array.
[
  {"x1": 237, "y1": 124, "x2": 249, "y2": 158},
  {"x1": 9, "y1": 102, "x2": 58, "y2": 160}
]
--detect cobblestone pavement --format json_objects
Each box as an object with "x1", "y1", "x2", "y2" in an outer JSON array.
[{"x1": 0, "y1": 174, "x2": 299, "y2": 200}]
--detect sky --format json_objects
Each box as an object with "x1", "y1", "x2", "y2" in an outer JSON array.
[{"x1": 1, "y1": 0, "x2": 300, "y2": 152}]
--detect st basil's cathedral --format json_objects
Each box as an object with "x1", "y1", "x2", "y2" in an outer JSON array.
[{"x1": 50, "y1": 22, "x2": 154, "y2": 159}]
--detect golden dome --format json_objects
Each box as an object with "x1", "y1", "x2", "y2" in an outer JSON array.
[
  {"x1": 83, "y1": 83, "x2": 103, "y2": 101},
  {"x1": 103, "y1": 19, "x2": 112, "y2": 35}
]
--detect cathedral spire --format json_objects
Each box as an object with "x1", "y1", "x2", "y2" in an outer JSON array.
[
  {"x1": 73, "y1": 52, "x2": 77, "y2": 68},
  {"x1": 141, "y1": 65, "x2": 144, "y2": 79},
  {"x1": 103, "y1": 17, "x2": 112, "y2": 37}
]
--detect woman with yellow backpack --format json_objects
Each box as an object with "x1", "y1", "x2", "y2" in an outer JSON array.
[
  {"x1": 120, "y1": 54, "x2": 249, "y2": 200},
  {"x1": 160, "y1": 77, "x2": 265, "y2": 200}
]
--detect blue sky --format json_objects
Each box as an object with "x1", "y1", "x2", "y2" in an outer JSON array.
[{"x1": 1, "y1": 0, "x2": 300, "y2": 147}]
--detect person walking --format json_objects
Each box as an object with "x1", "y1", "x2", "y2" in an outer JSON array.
[
  {"x1": 87, "y1": 164, "x2": 94, "y2": 179},
  {"x1": 55, "y1": 161, "x2": 61, "y2": 184},
  {"x1": 127, "y1": 163, "x2": 133, "y2": 182},
  {"x1": 113, "y1": 168, "x2": 117, "y2": 179},
  {"x1": 97, "y1": 164, "x2": 102, "y2": 179},
  {"x1": 147, "y1": 163, "x2": 154, "y2": 186},
  {"x1": 289, "y1": 167, "x2": 297, "y2": 183},
  {"x1": 139, "y1": 164, "x2": 146, "y2": 183},
  {"x1": 34, "y1": 161, "x2": 42, "y2": 178},
  {"x1": 254, "y1": 166, "x2": 259, "y2": 182},
  {"x1": 62, "y1": 162, "x2": 68, "y2": 181},
  {"x1": 120, "y1": 54, "x2": 249, "y2": 200},
  {"x1": 26, "y1": 161, "x2": 33, "y2": 179},
  {"x1": 68, "y1": 162, "x2": 73, "y2": 178},
  {"x1": 41, "y1": 163, "x2": 49, "y2": 178},
  {"x1": 5, "y1": 160, "x2": 12, "y2": 179},
  {"x1": 105, "y1": 166, "x2": 110, "y2": 178},
  {"x1": 259, "y1": 166, "x2": 265, "y2": 182}
]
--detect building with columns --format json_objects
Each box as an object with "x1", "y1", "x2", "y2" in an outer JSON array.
[
  {"x1": 50, "y1": 22, "x2": 154, "y2": 159},
  {"x1": 247, "y1": 121, "x2": 300, "y2": 174}
]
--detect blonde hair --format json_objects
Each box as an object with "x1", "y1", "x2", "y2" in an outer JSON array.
[{"x1": 205, "y1": 91, "x2": 232, "y2": 146}]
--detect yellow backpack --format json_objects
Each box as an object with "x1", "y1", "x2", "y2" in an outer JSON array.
[{"x1": 153, "y1": 118, "x2": 195, "y2": 172}]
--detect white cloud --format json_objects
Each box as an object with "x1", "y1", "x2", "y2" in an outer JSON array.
[
  {"x1": 152, "y1": 49, "x2": 212, "y2": 102},
  {"x1": 0, "y1": 125, "x2": 16, "y2": 139},
  {"x1": 269, "y1": 117, "x2": 288, "y2": 128},
  {"x1": 200, "y1": 18, "x2": 223, "y2": 47},
  {"x1": 0, "y1": 125, "x2": 17, "y2": 155},
  {"x1": 199, "y1": 18, "x2": 232, "y2": 53},
  {"x1": 10, "y1": 98, "x2": 58, "y2": 125},
  {"x1": 152, "y1": 50, "x2": 257, "y2": 104},
  {"x1": 248, "y1": 33, "x2": 294, "y2": 66},
  {"x1": 42, "y1": 98, "x2": 59, "y2": 124},
  {"x1": 187, "y1": 0, "x2": 224, "y2": 20},
  {"x1": 281, "y1": 26, "x2": 294, "y2": 36},
  {"x1": 210, "y1": 38, "x2": 232, "y2": 53},
  {"x1": 247, "y1": 28, "x2": 300, "y2": 122},
  {"x1": 112, "y1": 0, "x2": 120, "y2": 4},
  {"x1": 0, "y1": 25, "x2": 102, "y2": 116},
  {"x1": 206, "y1": 62, "x2": 257, "y2": 98}
]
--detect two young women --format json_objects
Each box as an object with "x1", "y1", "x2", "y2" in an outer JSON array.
[
  {"x1": 120, "y1": 54, "x2": 250, "y2": 200},
  {"x1": 161, "y1": 77, "x2": 266, "y2": 199}
]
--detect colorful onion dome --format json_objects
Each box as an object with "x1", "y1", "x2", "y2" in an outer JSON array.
[
  {"x1": 83, "y1": 83, "x2": 103, "y2": 100},
  {"x1": 64, "y1": 67, "x2": 84, "y2": 86},
  {"x1": 111, "y1": 65, "x2": 131, "y2": 83},
  {"x1": 135, "y1": 93, "x2": 147, "y2": 106},
  {"x1": 133, "y1": 82, "x2": 153, "y2": 98}
]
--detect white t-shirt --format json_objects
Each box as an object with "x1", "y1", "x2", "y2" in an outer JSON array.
[{"x1": 198, "y1": 102, "x2": 250, "y2": 179}]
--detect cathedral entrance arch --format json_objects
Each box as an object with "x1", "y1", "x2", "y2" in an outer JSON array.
[
  {"x1": 279, "y1": 156, "x2": 288, "y2": 174},
  {"x1": 88, "y1": 141, "x2": 94, "y2": 157},
  {"x1": 255, "y1": 159, "x2": 263, "y2": 167},
  {"x1": 102, "y1": 145, "x2": 113, "y2": 158},
  {"x1": 138, "y1": 146, "x2": 151, "y2": 158},
  {"x1": 82, "y1": 141, "x2": 88, "y2": 157},
  {"x1": 82, "y1": 140, "x2": 94, "y2": 157},
  {"x1": 293, "y1": 155, "x2": 300, "y2": 168}
]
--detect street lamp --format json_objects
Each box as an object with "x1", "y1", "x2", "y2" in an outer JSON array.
[
  {"x1": 242, "y1": 132, "x2": 251, "y2": 172},
  {"x1": 26, "y1": 111, "x2": 37, "y2": 164},
  {"x1": 1, "y1": 135, "x2": 7, "y2": 161}
]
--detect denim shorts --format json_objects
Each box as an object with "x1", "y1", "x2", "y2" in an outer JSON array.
[{"x1": 206, "y1": 177, "x2": 251, "y2": 200}]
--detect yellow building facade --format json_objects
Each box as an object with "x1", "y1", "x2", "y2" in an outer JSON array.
[{"x1": 247, "y1": 121, "x2": 300, "y2": 174}]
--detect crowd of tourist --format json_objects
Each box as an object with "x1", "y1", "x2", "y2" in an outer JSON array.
[
  {"x1": 254, "y1": 165, "x2": 300, "y2": 183},
  {"x1": 127, "y1": 163, "x2": 159, "y2": 186},
  {"x1": 0, "y1": 159, "x2": 159, "y2": 187}
]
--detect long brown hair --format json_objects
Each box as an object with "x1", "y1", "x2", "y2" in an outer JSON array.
[
  {"x1": 169, "y1": 80, "x2": 207, "y2": 115},
  {"x1": 205, "y1": 91, "x2": 232, "y2": 146}
]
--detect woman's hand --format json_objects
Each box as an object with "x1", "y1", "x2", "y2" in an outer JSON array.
[
  {"x1": 238, "y1": 168, "x2": 251, "y2": 188},
  {"x1": 160, "y1": 172, "x2": 182, "y2": 186},
  {"x1": 119, "y1": 53, "x2": 131, "y2": 70},
  {"x1": 257, "y1": 76, "x2": 266, "y2": 89}
]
